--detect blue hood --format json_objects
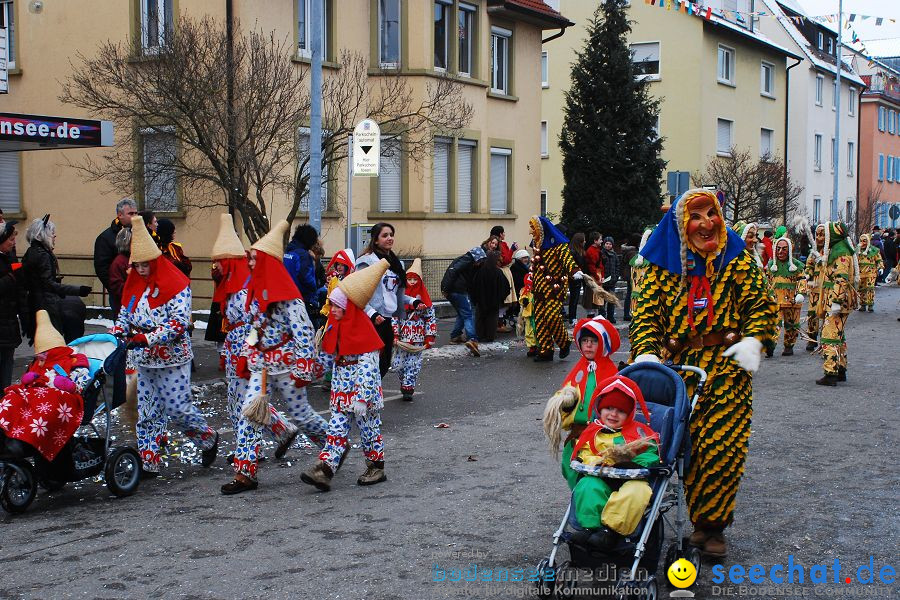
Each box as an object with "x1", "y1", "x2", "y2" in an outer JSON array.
[{"x1": 536, "y1": 216, "x2": 568, "y2": 250}]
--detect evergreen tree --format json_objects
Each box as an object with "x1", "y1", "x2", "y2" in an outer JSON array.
[{"x1": 560, "y1": 0, "x2": 665, "y2": 239}]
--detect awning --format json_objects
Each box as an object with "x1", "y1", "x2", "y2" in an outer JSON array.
[{"x1": 0, "y1": 112, "x2": 113, "y2": 152}]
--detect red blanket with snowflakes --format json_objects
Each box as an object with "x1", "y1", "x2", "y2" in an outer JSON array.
[{"x1": 0, "y1": 386, "x2": 84, "y2": 461}]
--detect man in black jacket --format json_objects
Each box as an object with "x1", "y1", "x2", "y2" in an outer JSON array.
[
  {"x1": 93, "y1": 198, "x2": 137, "y2": 304},
  {"x1": 441, "y1": 246, "x2": 486, "y2": 353},
  {"x1": 601, "y1": 237, "x2": 620, "y2": 324},
  {"x1": 0, "y1": 221, "x2": 25, "y2": 389}
]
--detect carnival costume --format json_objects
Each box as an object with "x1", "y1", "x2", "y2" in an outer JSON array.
[
  {"x1": 518, "y1": 273, "x2": 537, "y2": 355},
  {"x1": 391, "y1": 258, "x2": 436, "y2": 401},
  {"x1": 815, "y1": 222, "x2": 858, "y2": 386},
  {"x1": 732, "y1": 221, "x2": 764, "y2": 269},
  {"x1": 804, "y1": 225, "x2": 827, "y2": 352},
  {"x1": 856, "y1": 234, "x2": 882, "y2": 312},
  {"x1": 318, "y1": 248, "x2": 356, "y2": 388},
  {"x1": 302, "y1": 260, "x2": 389, "y2": 491},
  {"x1": 765, "y1": 236, "x2": 806, "y2": 356},
  {"x1": 529, "y1": 216, "x2": 584, "y2": 361},
  {"x1": 542, "y1": 316, "x2": 620, "y2": 489},
  {"x1": 110, "y1": 216, "x2": 218, "y2": 476},
  {"x1": 630, "y1": 189, "x2": 777, "y2": 556}
]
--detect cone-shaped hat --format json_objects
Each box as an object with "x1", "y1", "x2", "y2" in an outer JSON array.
[
  {"x1": 407, "y1": 257, "x2": 423, "y2": 278},
  {"x1": 211, "y1": 214, "x2": 246, "y2": 259},
  {"x1": 251, "y1": 219, "x2": 289, "y2": 260},
  {"x1": 130, "y1": 215, "x2": 162, "y2": 263},
  {"x1": 34, "y1": 310, "x2": 66, "y2": 354},
  {"x1": 339, "y1": 258, "x2": 389, "y2": 310}
]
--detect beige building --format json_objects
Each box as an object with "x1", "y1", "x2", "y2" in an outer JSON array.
[
  {"x1": 0, "y1": 0, "x2": 570, "y2": 302},
  {"x1": 540, "y1": 0, "x2": 799, "y2": 220}
]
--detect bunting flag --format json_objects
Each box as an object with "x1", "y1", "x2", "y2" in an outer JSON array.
[{"x1": 636, "y1": 2, "x2": 897, "y2": 25}]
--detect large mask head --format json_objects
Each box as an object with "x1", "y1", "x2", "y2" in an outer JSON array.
[
  {"x1": 815, "y1": 225, "x2": 825, "y2": 250},
  {"x1": 683, "y1": 193, "x2": 722, "y2": 254},
  {"x1": 529, "y1": 217, "x2": 543, "y2": 248},
  {"x1": 775, "y1": 239, "x2": 789, "y2": 262},
  {"x1": 859, "y1": 234, "x2": 869, "y2": 251}
]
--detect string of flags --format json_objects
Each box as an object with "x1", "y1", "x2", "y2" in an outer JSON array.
[{"x1": 641, "y1": 0, "x2": 897, "y2": 28}]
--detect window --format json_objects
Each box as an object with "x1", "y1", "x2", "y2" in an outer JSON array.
[
  {"x1": 141, "y1": 128, "x2": 177, "y2": 213},
  {"x1": 651, "y1": 116, "x2": 660, "y2": 139},
  {"x1": 541, "y1": 51, "x2": 549, "y2": 88},
  {"x1": 817, "y1": 32, "x2": 823, "y2": 50},
  {"x1": 432, "y1": 137, "x2": 450, "y2": 213},
  {"x1": 458, "y1": 3, "x2": 475, "y2": 77},
  {"x1": 296, "y1": 0, "x2": 329, "y2": 59},
  {"x1": 716, "y1": 118, "x2": 733, "y2": 155},
  {"x1": 848, "y1": 88, "x2": 856, "y2": 116},
  {"x1": 831, "y1": 137, "x2": 836, "y2": 172},
  {"x1": 813, "y1": 197, "x2": 821, "y2": 223},
  {"x1": 847, "y1": 141, "x2": 854, "y2": 176},
  {"x1": 890, "y1": 111, "x2": 896, "y2": 135},
  {"x1": 540, "y1": 121, "x2": 549, "y2": 158},
  {"x1": 457, "y1": 139, "x2": 476, "y2": 213},
  {"x1": 815, "y1": 75, "x2": 824, "y2": 106},
  {"x1": 631, "y1": 42, "x2": 660, "y2": 80},
  {"x1": 1, "y1": 0, "x2": 14, "y2": 69},
  {"x1": 846, "y1": 200, "x2": 853, "y2": 221},
  {"x1": 489, "y1": 147, "x2": 511, "y2": 214},
  {"x1": 878, "y1": 106, "x2": 885, "y2": 131},
  {"x1": 297, "y1": 128, "x2": 329, "y2": 212},
  {"x1": 540, "y1": 190, "x2": 547, "y2": 217},
  {"x1": 717, "y1": 45, "x2": 734, "y2": 85},
  {"x1": 827, "y1": 38, "x2": 833, "y2": 55},
  {"x1": 378, "y1": 137, "x2": 402, "y2": 212},
  {"x1": 878, "y1": 154, "x2": 884, "y2": 181},
  {"x1": 760, "y1": 62, "x2": 774, "y2": 96},
  {"x1": 814, "y1": 134, "x2": 822, "y2": 171},
  {"x1": 379, "y1": 0, "x2": 401, "y2": 68},
  {"x1": 141, "y1": 0, "x2": 173, "y2": 53},
  {"x1": 760, "y1": 128, "x2": 773, "y2": 159},
  {"x1": 491, "y1": 26, "x2": 511, "y2": 94},
  {"x1": 0, "y1": 151, "x2": 20, "y2": 213},
  {"x1": 832, "y1": 80, "x2": 837, "y2": 109},
  {"x1": 433, "y1": 0, "x2": 451, "y2": 71},
  {"x1": 888, "y1": 155, "x2": 894, "y2": 183}
]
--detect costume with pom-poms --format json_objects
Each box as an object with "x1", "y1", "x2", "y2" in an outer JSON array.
[
  {"x1": 765, "y1": 237, "x2": 806, "y2": 351},
  {"x1": 529, "y1": 217, "x2": 579, "y2": 356}
]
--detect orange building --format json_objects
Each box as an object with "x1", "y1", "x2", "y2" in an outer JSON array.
[{"x1": 858, "y1": 68, "x2": 900, "y2": 230}]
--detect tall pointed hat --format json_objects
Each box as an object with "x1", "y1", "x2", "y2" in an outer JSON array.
[
  {"x1": 338, "y1": 258, "x2": 389, "y2": 310},
  {"x1": 211, "y1": 214, "x2": 246, "y2": 259},
  {"x1": 129, "y1": 215, "x2": 162, "y2": 263}
]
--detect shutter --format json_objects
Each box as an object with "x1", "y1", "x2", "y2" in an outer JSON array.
[
  {"x1": 433, "y1": 138, "x2": 450, "y2": 213},
  {"x1": 143, "y1": 132, "x2": 177, "y2": 212},
  {"x1": 0, "y1": 152, "x2": 21, "y2": 212},
  {"x1": 631, "y1": 42, "x2": 659, "y2": 64},
  {"x1": 717, "y1": 120, "x2": 731, "y2": 153},
  {"x1": 379, "y1": 138, "x2": 402, "y2": 212},
  {"x1": 760, "y1": 129, "x2": 772, "y2": 158},
  {"x1": 457, "y1": 140, "x2": 474, "y2": 213},
  {"x1": 489, "y1": 149, "x2": 509, "y2": 215}
]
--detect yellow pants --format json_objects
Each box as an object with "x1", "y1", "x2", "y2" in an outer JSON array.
[
  {"x1": 821, "y1": 311, "x2": 849, "y2": 375},
  {"x1": 573, "y1": 477, "x2": 653, "y2": 535},
  {"x1": 858, "y1": 276, "x2": 876, "y2": 308},
  {"x1": 778, "y1": 305, "x2": 801, "y2": 348},
  {"x1": 806, "y1": 291, "x2": 821, "y2": 341}
]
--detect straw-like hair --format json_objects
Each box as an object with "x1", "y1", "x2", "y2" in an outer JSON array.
[
  {"x1": 33, "y1": 310, "x2": 66, "y2": 354},
  {"x1": 211, "y1": 214, "x2": 246, "y2": 259},
  {"x1": 251, "y1": 220, "x2": 289, "y2": 260}
]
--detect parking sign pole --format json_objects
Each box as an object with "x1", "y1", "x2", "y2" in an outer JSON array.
[{"x1": 347, "y1": 133, "x2": 353, "y2": 249}]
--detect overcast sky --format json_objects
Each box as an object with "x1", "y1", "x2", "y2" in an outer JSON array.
[{"x1": 797, "y1": 0, "x2": 900, "y2": 56}]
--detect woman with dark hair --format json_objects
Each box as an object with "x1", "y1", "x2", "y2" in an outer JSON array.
[
  {"x1": 469, "y1": 251, "x2": 511, "y2": 343},
  {"x1": 481, "y1": 235, "x2": 501, "y2": 253},
  {"x1": 138, "y1": 210, "x2": 162, "y2": 249},
  {"x1": 567, "y1": 232, "x2": 587, "y2": 324},
  {"x1": 156, "y1": 218, "x2": 192, "y2": 277},
  {"x1": 356, "y1": 223, "x2": 424, "y2": 377}
]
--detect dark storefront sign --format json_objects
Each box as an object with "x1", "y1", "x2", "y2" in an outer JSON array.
[{"x1": 0, "y1": 112, "x2": 113, "y2": 152}]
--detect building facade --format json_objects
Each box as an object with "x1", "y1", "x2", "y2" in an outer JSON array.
[
  {"x1": 856, "y1": 66, "x2": 900, "y2": 230},
  {"x1": 540, "y1": 0, "x2": 796, "y2": 222},
  {"x1": 0, "y1": 0, "x2": 568, "y2": 303}
]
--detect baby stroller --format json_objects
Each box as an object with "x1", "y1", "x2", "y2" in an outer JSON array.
[
  {"x1": 535, "y1": 362, "x2": 707, "y2": 599},
  {"x1": 0, "y1": 334, "x2": 140, "y2": 514}
]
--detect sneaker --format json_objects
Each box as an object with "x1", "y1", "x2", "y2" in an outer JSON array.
[
  {"x1": 300, "y1": 461, "x2": 334, "y2": 492},
  {"x1": 201, "y1": 431, "x2": 219, "y2": 467},
  {"x1": 220, "y1": 474, "x2": 259, "y2": 495},
  {"x1": 274, "y1": 426, "x2": 300, "y2": 459},
  {"x1": 465, "y1": 340, "x2": 481, "y2": 357},
  {"x1": 357, "y1": 460, "x2": 387, "y2": 486}
]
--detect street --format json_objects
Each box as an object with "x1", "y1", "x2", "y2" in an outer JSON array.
[{"x1": 1, "y1": 287, "x2": 898, "y2": 600}]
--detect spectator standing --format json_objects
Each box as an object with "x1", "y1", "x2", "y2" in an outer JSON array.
[
  {"x1": 283, "y1": 224, "x2": 319, "y2": 306},
  {"x1": 94, "y1": 198, "x2": 137, "y2": 304},
  {"x1": 0, "y1": 220, "x2": 25, "y2": 389},
  {"x1": 107, "y1": 228, "x2": 132, "y2": 317},
  {"x1": 619, "y1": 234, "x2": 639, "y2": 321},
  {"x1": 441, "y1": 246, "x2": 486, "y2": 356},
  {"x1": 600, "y1": 236, "x2": 620, "y2": 324},
  {"x1": 567, "y1": 233, "x2": 587, "y2": 325},
  {"x1": 490, "y1": 225, "x2": 517, "y2": 267},
  {"x1": 138, "y1": 210, "x2": 162, "y2": 249},
  {"x1": 881, "y1": 231, "x2": 897, "y2": 283},
  {"x1": 761, "y1": 230, "x2": 774, "y2": 266},
  {"x1": 157, "y1": 219, "x2": 192, "y2": 277},
  {"x1": 0, "y1": 208, "x2": 18, "y2": 261},
  {"x1": 584, "y1": 232, "x2": 604, "y2": 318},
  {"x1": 469, "y1": 251, "x2": 511, "y2": 343}
]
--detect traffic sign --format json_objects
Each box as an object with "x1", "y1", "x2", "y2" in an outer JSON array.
[
  {"x1": 890, "y1": 204, "x2": 900, "y2": 221},
  {"x1": 352, "y1": 119, "x2": 380, "y2": 177}
]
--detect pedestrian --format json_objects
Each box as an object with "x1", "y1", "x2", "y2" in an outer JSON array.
[
  {"x1": 311, "y1": 239, "x2": 328, "y2": 330},
  {"x1": 441, "y1": 245, "x2": 485, "y2": 356},
  {"x1": 761, "y1": 230, "x2": 774, "y2": 266},
  {"x1": 510, "y1": 248, "x2": 531, "y2": 296},
  {"x1": 469, "y1": 250, "x2": 510, "y2": 343},
  {"x1": 815, "y1": 222, "x2": 857, "y2": 387},
  {"x1": 392, "y1": 258, "x2": 437, "y2": 401},
  {"x1": 584, "y1": 232, "x2": 604, "y2": 318},
  {"x1": 732, "y1": 222, "x2": 764, "y2": 269},
  {"x1": 567, "y1": 233, "x2": 587, "y2": 325},
  {"x1": 805, "y1": 225, "x2": 826, "y2": 351},
  {"x1": 107, "y1": 228, "x2": 132, "y2": 318},
  {"x1": 490, "y1": 225, "x2": 517, "y2": 267},
  {"x1": 138, "y1": 210, "x2": 161, "y2": 248},
  {"x1": 110, "y1": 216, "x2": 218, "y2": 477},
  {"x1": 481, "y1": 235, "x2": 501, "y2": 254},
  {"x1": 600, "y1": 237, "x2": 619, "y2": 324},
  {"x1": 283, "y1": 224, "x2": 319, "y2": 314},
  {"x1": 21, "y1": 216, "x2": 92, "y2": 343},
  {"x1": 619, "y1": 234, "x2": 639, "y2": 321},
  {"x1": 357, "y1": 223, "x2": 424, "y2": 375},
  {"x1": 856, "y1": 234, "x2": 882, "y2": 312},
  {"x1": 631, "y1": 189, "x2": 778, "y2": 557},
  {"x1": 318, "y1": 248, "x2": 356, "y2": 391},
  {"x1": 0, "y1": 219, "x2": 25, "y2": 389},
  {"x1": 489, "y1": 227, "x2": 519, "y2": 332},
  {"x1": 0, "y1": 208, "x2": 18, "y2": 261},
  {"x1": 156, "y1": 218, "x2": 192, "y2": 277},
  {"x1": 880, "y1": 230, "x2": 896, "y2": 282},
  {"x1": 301, "y1": 260, "x2": 390, "y2": 491},
  {"x1": 94, "y1": 198, "x2": 137, "y2": 307},
  {"x1": 765, "y1": 236, "x2": 806, "y2": 357}
]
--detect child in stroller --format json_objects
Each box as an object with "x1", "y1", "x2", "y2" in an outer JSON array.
[{"x1": 0, "y1": 311, "x2": 139, "y2": 514}]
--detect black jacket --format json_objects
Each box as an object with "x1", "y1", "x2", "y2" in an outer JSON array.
[
  {"x1": 469, "y1": 265, "x2": 511, "y2": 312},
  {"x1": 0, "y1": 253, "x2": 25, "y2": 348},
  {"x1": 22, "y1": 241, "x2": 84, "y2": 320},
  {"x1": 510, "y1": 260, "x2": 529, "y2": 295},
  {"x1": 601, "y1": 248, "x2": 620, "y2": 291},
  {"x1": 441, "y1": 251, "x2": 478, "y2": 296},
  {"x1": 94, "y1": 219, "x2": 123, "y2": 290}
]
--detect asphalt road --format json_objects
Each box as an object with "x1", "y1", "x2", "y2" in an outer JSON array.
[{"x1": 1, "y1": 287, "x2": 898, "y2": 600}]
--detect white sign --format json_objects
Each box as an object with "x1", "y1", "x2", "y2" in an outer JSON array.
[
  {"x1": 0, "y1": 28, "x2": 8, "y2": 94},
  {"x1": 352, "y1": 119, "x2": 380, "y2": 177}
]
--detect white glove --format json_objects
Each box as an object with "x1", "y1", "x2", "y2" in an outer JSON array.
[
  {"x1": 602, "y1": 276, "x2": 612, "y2": 283},
  {"x1": 722, "y1": 337, "x2": 763, "y2": 374},
  {"x1": 634, "y1": 354, "x2": 661, "y2": 364},
  {"x1": 795, "y1": 294, "x2": 805, "y2": 304},
  {"x1": 245, "y1": 328, "x2": 259, "y2": 347},
  {"x1": 830, "y1": 302, "x2": 842, "y2": 315},
  {"x1": 572, "y1": 271, "x2": 584, "y2": 281}
]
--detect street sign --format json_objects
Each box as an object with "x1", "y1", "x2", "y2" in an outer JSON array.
[
  {"x1": 352, "y1": 119, "x2": 380, "y2": 177},
  {"x1": 890, "y1": 204, "x2": 900, "y2": 221}
]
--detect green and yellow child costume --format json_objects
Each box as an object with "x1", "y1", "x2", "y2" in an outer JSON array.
[
  {"x1": 856, "y1": 234, "x2": 883, "y2": 311},
  {"x1": 765, "y1": 236, "x2": 807, "y2": 352}
]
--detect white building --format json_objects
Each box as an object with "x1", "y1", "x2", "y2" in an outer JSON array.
[{"x1": 760, "y1": 0, "x2": 863, "y2": 225}]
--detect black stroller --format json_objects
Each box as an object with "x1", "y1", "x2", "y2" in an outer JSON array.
[
  {"x1": 0, "y1": 334, "x2": 141, "y2": 514},
  {"x1": 535, "y1": 362, "x2": 707, "y2": 599}
]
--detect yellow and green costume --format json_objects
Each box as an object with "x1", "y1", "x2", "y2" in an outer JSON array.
[
  {"x1": 805, "y1": 240, "x2": 826, "y2": 347},
  {"x1": 529, "y1": 216, "x2": 579, "y2": 357},
  {"x1": 856, "y1": 235, "x2": 882, "y2": 310},
  {"x1": 818, "y1": 222, "x2": 857, "y2": 378},
  {"x1": 765, "y1": 237, "x2": 806, "y2": 351}
]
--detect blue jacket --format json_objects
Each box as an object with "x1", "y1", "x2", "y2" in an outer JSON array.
[{"x1": 283, "y1": 241, "x2": 318, "y2": 302}]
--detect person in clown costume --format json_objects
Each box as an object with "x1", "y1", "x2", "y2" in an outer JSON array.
[
  {"x1": 221, "y1": 220, "x2": 328, "y2": 494},
  {"x1": 528, "y1": 216, "x2": 585, "y2": 362},
  {"x1": 765, "y1": 236, "x2": 807, "y2": 357},
  {"x1": 301, "y1": 259, "x2": 389, "y2": 491},
  {"x1": 804, "y1": 224, "x2": 827, "y2": 352},
  {"x1": 856, "y1": 234, "x2": 883, "y2": 312},
  {"x1": 630, "y1": 189, "x2": 777, "y2": 557},
  {"x1": 391, "y1": 258, "x2": 436, "y2": 401},
  {"x1": 815, "y1": 222, "x2": 858, "y2": 387},
  {"x1": 318, "y1": 247, "x2": 356, "y2": 390},
  {"x1": 542, "y1": 316, "x2": 620, "y2": 489},
  {"x1": 111, "y1": 216, "x2": 218, "y2": 477},
  {"x1": 518, "y1": 273, "x2": 537, "y2": 357}
]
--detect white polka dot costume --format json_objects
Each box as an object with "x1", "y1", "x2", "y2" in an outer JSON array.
[{"x1": 391, "y1": 305, "x2": 436, "y2": 393}]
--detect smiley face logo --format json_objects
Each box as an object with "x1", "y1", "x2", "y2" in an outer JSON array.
[{"x1": 667, "y1": 558, "x2": 697, "y2": 588}]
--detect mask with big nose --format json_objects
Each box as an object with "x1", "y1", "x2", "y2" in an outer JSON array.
[{"x1": 685, "y1": 196, "x2": 721, "y2": 254}]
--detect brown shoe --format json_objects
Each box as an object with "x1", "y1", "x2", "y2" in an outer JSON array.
[
  {"x1": 465, "y1": 340, "x2": 480, "y2": 357},
  {"x1": 449, "y1": 335, "x2": 466, "y2": 344},
  {"x1": 816, "y1": 374, "x2": 839, "y2": 386},
  {"x1": 703, "y1": 532, "x2": 727, "y2": 557},
  {"x1": 220, "y1": 473, "x2": 259, "y2": 495},
  {"x1": 274, "y1": 425, "x2": 299, "y2": 459},
  {"x1": 688, "y1": 528, "x2": 709, "y2": 547},
  {"x1": 300, "y1": 461, "x2": 333, "y2": 492},
  {"x1": 357, "y1": 460, "x2": 387, "y2": 486},
  {"x1": 781, "y1": 347, "x2": 794, "y2": 356}
]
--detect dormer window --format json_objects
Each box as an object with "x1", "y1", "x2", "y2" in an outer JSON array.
[
  {"x1": 827, "y1": 38, "x2": 833, "y2": 55},
  {"x1": 817, "y1": 32, "x2": 823, "y2": 50}
]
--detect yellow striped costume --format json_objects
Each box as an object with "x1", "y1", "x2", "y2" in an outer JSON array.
[{"x1": 529, "y1": 217, "x2": 578, "y2": 355}]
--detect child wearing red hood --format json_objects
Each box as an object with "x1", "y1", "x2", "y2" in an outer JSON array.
[
  {"x1": 570, "y1": 375, "x2": 660, "y2": 544},
  {"x1": 391, "y1": 258, "x2": 436, "y2": 401},
  {"x1": 318, "y1": 248, "x2": 355, "y2": 391}
]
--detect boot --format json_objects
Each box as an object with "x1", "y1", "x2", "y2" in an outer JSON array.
[
  {"x1": 837, "y1": 366, "x2": 846, "y2": 382},
  {"x1": 867, "y1": 306, "x2": 874, "y2": 312},
  {"x1": 201, "y1": 432, "x2": 219, "y2": 467},
  {"x1": 300, "y1": 461, "x2": 334, "y2": 492},
  {"x1": 781, "y1": 346, "x2": 794, "y2": 356},
  {"x1": 526, "y1": 347, "x2": 537, "y2": 357},
  {"x1": 401, "y1": 386, "x2": 414, "y2": 401},
  {"x1": 688, "y1": 528, "x2": 709, "y2": 547},
  {"x1": 449, "y1": 335, "x2": 466, "y2": 345},
  {"x1": 465, "y1": 340, "x2": 480, "y2": 357},
  {"x1": 816, "y1": 373, "x2": 839, "y2": 387},
  {"x1": 533, "y1": 351, "x2": 554, "y2": 363},
  {"x1": 858, "y1": 306, "x2": 867, "y2": 312},
  {"x1": 805, "y1": 341, "x2": 817, "y2": 352},
  {"x1": 765, "y1": 347, "x2": 774, "y2": 358},
  {"x1": 220, "y1": 473, "x2": 258, "y2": 495},
  {"x1": 558, "y1": 341, "x2": 572, "y2": 359},
  {"x1": 703, "y1": 531, "x2": 727, "y2": 558},
  {"x1": 274, "y1": 426, "x2": 300, "y2": 459},
  {"x1": 357, "y1": 460, "x2": 387, "y2": 486}
]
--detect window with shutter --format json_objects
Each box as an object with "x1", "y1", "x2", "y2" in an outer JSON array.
[
  {"x1": 457, "y1": 139, "x2": 475, "y2": 213},
  {"x1": 814, "y1": 134, "x2": 822, "y2": 170},
  {"x1": 760, "y1": 128, "x2": 773, "y2": 159},
  {"x1": 142, "y1": 129, "x2": 178, "y2": 213},
  {"x1": 489, "y1": 148, "x2": 510, "y2": 215},
  {"x1": 379, "y1": 137, "x2": 402, "y2": 212},
  {"x1": 878, "y1": 154, "x2": 884, "y2": 181},
  {"x1": 432, "y1": 137, "x2": 450, "y2": 213},
  {"x1": 0, "y1": 152, "x2": 20, "y2": 213},
  {"x1": 631, "y1": 42, "x2": 660, "y2": 79},
  {"x1": 716, "y1": 119, "x2": 732, "y2": 155}
]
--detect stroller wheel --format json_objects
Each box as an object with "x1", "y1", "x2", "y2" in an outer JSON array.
[
  {"x1": 105, "y1": 447, "x2": 141, "y2": 497},
  {"x1": 534, "y1": 558, "x2": 556, "y2": 599},
  {"x1": 617, "y1": 573, "x2": 657, "y2": 600},
  {"x1": 1, "y1": 461, "x2": 37, "y2": 514},
  {"x1": 665, "y1": 542, "x2": 701, "y2": 576},
  {"x1": 555, "y1": 560, "x2": 576, "y2": 596}
]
